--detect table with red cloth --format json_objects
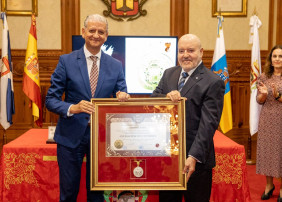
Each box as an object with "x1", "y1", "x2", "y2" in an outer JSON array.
[{"x1": 0, "y1": 129, "x2": 250, "y2": 202}]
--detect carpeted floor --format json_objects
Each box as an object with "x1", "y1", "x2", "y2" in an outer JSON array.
[{"x1": 247, "y1": 165, "x2": 281, "y2": 202}]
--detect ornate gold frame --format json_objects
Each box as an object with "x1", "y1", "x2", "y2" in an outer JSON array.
[
  {"x1": 90, "y1": 98, "x2": 186, "y2": 190},
  {"x1": 1, "y1": 0, "x2": 38, "y2": 16},
  {"x1": 212, "y1": 0, "x2": 247, "y2": 17}
]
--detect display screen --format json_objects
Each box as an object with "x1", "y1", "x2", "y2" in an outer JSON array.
[{"x1": 72, "y1": 35, "x2": 178, "y2": 94}]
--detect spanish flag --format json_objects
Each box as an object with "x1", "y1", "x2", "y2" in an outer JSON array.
[
  {"x1": 23, "y1": 14, "x2": 42, "y2": 127},
  {"x1": 211, "y1": 16, "x2": 233, "y2": 133}
]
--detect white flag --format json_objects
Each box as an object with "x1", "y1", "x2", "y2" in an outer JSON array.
[
  {"x1": 249, "y1": 15, "x2": 262, "y2": 136},
  {"x1": 0, "y1": 12, "x2": 15, "y2": 130}
]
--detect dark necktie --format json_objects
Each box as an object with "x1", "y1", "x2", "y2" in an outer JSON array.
[
  {"x1": 89, "y1": 56, "x2": 99, "y2": 97},
  {"x1": 178, "y1": 72, "x2": 189, "y2": 91}
]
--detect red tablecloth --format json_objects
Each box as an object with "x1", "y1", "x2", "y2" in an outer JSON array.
[
  {"x1": 211, "y1": 131, "x2": 251, "y2": 202},
  {"x1": 0, "y1": 129, "x2": 86, "y2": 201},
  {"x1": 0, "y1": 129, "x2": 250, "y2": 202}
]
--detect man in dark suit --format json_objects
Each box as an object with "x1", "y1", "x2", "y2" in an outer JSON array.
[
  {"x1": 45, "y1": 14, "x2": 130, "y2": 202},
  {"x1": 152, "y1": 34, "x2": 225, "y2": 202}
]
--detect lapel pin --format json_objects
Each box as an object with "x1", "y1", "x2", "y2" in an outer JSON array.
[{"x1": 196, "y1": 77, "x2": 198, "y2": 79}]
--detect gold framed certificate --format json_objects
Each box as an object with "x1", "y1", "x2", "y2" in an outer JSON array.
[{"x1": 90, "y1": 98, "x2": 186, "y2": 190}]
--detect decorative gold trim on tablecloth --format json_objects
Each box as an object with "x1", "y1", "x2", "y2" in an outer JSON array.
[
  {"x1": 43, "y1": 156, "x2": 57, "y2": 161},
  {"x1": 213, "y1": 152, "x2": 245, "y2": 189},
  {"x1": 210, "y1": 199, "x2": 240, "y2": 202},
  {"x1": 42, "y1": 156, "x2": 86, "y2": 162},
  {"x1": 3, "y1": 152, "x2": 40, "y2": 189}
]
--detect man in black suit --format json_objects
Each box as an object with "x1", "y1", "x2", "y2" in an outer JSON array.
[{"x1": 152, "y1": 34, "x2": 225, "y2": 202}]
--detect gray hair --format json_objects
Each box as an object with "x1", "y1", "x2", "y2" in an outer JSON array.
[{"x1": 84, "y1": 14, "x2": 108, "y2": 33}]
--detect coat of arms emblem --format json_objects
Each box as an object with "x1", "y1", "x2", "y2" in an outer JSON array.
[{"x1": 101, "y1": 0, "x2": 148, "y2": 21}]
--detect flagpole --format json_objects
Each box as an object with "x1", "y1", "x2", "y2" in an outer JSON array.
[
  {"x1": 2, "y1": 129, "x2": 7, "y2": 145},
  {"x1": 247, "y1": 13, "x2": 262, "y2": 165},
  {"x1": 246, "y1": 135, "x2": 255, "y2": 165}
]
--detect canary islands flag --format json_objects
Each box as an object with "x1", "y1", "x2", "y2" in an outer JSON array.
[
  {"x1": 23, "y1": 14, "x2": 43, "y2": 127},
  {"x1": 0, "y1": 12, "x2": 15, "y2": 130},
  {"x1": 211, "y1": 16, "x2": 233, "y2": 133}
]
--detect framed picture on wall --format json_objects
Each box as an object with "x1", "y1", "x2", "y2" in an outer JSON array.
[
  {"x1": 1, "y1": 0, "x2": 38, "y2": 16},
  {"x1": 212, "y1": 0, "x2": 247, "y2": 17}
]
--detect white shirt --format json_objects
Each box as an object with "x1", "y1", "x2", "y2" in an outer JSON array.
[
  {"x1": 84, "y1": 45, "x2": 102, "y2": 79},
  {"x1": 179, "y1": 60, "x2": 202, "y2": 85}
]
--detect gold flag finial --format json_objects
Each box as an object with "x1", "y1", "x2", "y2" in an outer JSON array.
[
  {"x1": 252, "y1": 7, "x2": 258, "y2": 16},
  {"x1": 218, "y1": 8, "x2": 221, "y2": 16}
]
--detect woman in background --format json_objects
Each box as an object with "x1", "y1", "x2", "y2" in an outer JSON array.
[{"x1": 256, "y1": 44, "x2": 282, "y2": 201}]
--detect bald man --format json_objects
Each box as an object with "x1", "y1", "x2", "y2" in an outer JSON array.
[{"x1": 152, "y1": 34, "x2": 225, "y2": 202}]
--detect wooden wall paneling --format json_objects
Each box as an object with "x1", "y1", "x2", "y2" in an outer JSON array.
[
  {"x1": 233, "y1": 83, "x2": 242, "y2": 129},
  {"x1": 276, "y1": 0, "x2": 282, "y2": 44},
  {"x1": 268, "y1": 0, "x2": 282, "y2": 48},
  {"x1": 61, "y1": 0, "x2": 81, "y2": 54},
  {"x1": 37, "y1": 50, "x2": 66, "y2": 127},
  {"x1": 238, "y1": 84, "x2": 249, "y2": 128},
  {"x1": 269, "y1": 0, "x2": 274, "y2": 50},
  {"x1": 170, "y1": 0, "x2": 189, "y2": 38}
]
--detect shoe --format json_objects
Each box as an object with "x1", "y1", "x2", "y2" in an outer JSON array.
[
  {"x1": 261, "y1": 185, "x2": 275, "y2": 200},
  {"x1": 278, "y1": 195, "x2": 282, "y2": 202}
]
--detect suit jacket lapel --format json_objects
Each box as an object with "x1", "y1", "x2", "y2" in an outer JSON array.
[
  {"x1": 170, "y1": 66, "x2": 182, "y2": 91},
  {"x1": 77, "y1": 48, "x2": 92, "y2": 98},
  {"x1": 94, "y1": 51, "x2": 106, "y2": 97},
  {"x1": 180, "y1": 63, "x2": 204, "y2": 96}
]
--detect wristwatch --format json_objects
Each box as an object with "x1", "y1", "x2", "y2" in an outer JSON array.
[{"x1": 275, "y1": 92, "x2": 281, "y2": 100}]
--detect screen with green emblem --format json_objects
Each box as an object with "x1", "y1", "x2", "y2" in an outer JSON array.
[{"x1": 72, "y1": 35, "x2": 178, "y2": 94}]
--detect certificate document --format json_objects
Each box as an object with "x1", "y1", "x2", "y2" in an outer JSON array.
[{"x1": 106, "y1": 113, "x2": 171, "y2": 157}]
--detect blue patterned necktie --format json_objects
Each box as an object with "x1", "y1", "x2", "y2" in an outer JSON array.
[{"x1": 178, "y1": 72, "x2": 189, "y2": 91}]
